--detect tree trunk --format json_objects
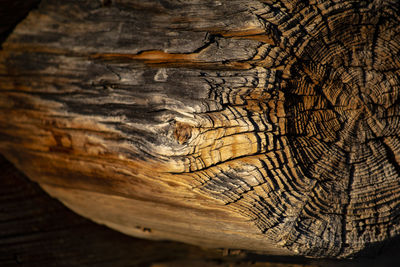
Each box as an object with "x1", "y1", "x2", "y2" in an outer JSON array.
[{"x1": 1, "y1": 0, "x2": 400, "y2": 258}]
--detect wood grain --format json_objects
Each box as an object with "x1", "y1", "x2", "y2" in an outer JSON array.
[
  {"x1": 2, "y1": 154, "x2": 400, "y2": 266},
  {"x1": 1, "y1": 0, "x2": 400, "y2": 258}
]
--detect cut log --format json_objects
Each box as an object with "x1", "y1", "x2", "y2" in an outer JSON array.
[
  {"x1": 0, "y1": 154, "x2": 225, "y2": 267},
  {"x1": 1, "y1": 0, "x2": 400, "y2": 258},
  {"x1": 3, "y1": 155, "x2": 400, "y2": 267}
]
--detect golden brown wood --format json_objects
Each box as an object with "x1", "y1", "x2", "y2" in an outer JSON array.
[
  {"x1": 1, "y1": 0, "x2": 400, "y2": 258},
  {"x1": 2, "y1": 154, "x2": 400, "y2": 266}
]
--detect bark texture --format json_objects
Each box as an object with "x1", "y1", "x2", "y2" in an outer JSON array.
[{"x1": 1, "y1": 0, "x2": 400, "y2": 258}]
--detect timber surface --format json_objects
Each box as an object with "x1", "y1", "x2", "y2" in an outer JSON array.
[
  {"x1": 0, "y1": 155, "x2": 300, "y2": 267},
  {"x1": 1, "y1": 0, "x2": 400, "y2": 258},
  {"x1": 1, "y1": 155, "x2": 400, "y2": 267}
]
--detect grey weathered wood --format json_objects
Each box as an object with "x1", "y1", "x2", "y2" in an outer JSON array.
[{"x1": 1, "y1": 0, "x2": 400, "y2": 258}]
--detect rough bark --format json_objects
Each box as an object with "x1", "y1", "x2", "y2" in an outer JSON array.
[{"x1": 1, "y1": 0, "x2": 400, "y2": 258}]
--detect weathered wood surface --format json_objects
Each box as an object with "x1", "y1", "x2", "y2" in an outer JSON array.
[
  {"x1": 0, "y1": 155, "x2": 215, "y2": 267},
  {"x1": 0, "y1": 155, "x2": 310, "y2": 267},
  {"x1": 1, "y1": 0, "x2": 400, "y2": 258},
  {"x1": 2, "y1": 155, "x2": 400, "y2": 267}
]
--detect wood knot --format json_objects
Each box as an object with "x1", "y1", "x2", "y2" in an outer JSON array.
[
  {"x1": 173, "y1": 122, "x2": 193, "y2": 144},
  {"x1": 50, "y1": 132, "x2": 73, "y2": 153}
]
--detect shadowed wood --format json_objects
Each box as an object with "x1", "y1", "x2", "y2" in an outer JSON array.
[
  {"x1": 1, "y1": 0, "x2": 400, "y2": 258},
  {"x1": 0, "y1": 0, "x2": 40, "y2": 44}
]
